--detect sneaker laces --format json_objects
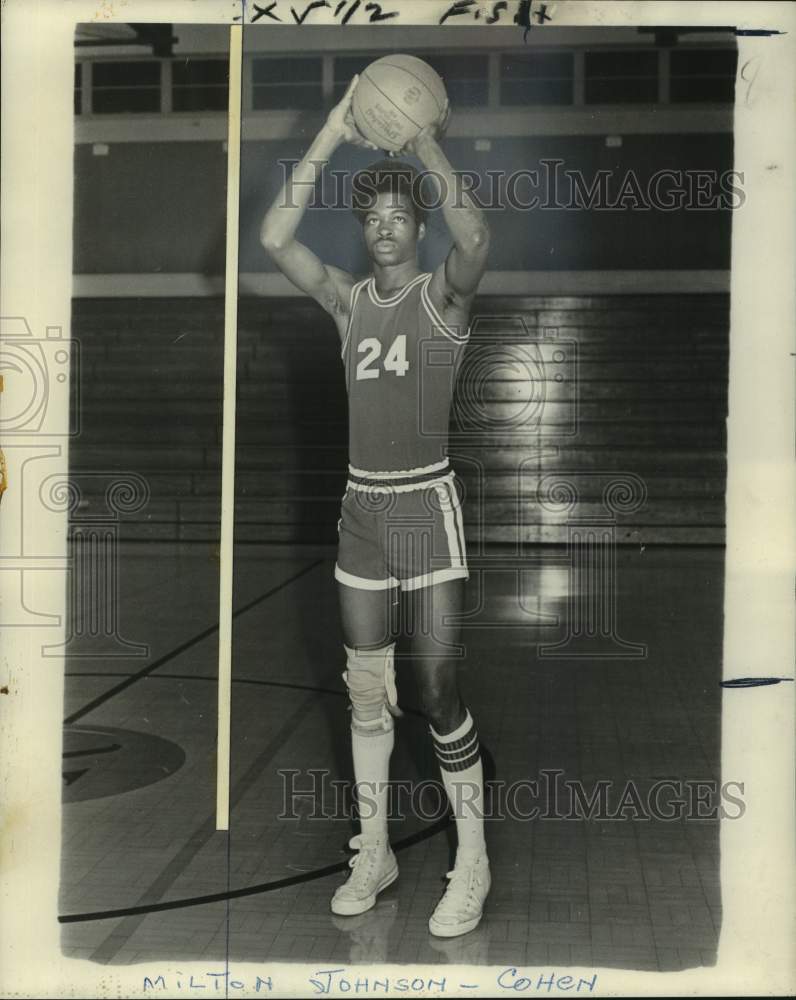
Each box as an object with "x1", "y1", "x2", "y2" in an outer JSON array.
[
  {"x1": 342, "y1": 834, "x2": 386, "y2": 893},
  {"x1": 435, "y1": 861, "x2": 486, "y2": 917}
]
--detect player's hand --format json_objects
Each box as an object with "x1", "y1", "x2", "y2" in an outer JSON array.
[{"x1": 324, "y1": 75, "x2": 379, "y2": 150}]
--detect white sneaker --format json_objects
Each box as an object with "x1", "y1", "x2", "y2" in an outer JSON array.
[
  {"x1": 428, "y1": 854, "x2": 490, "y2": 938},
  {"x1": 330, "y1": 835, "x2": 398, "y2": 917}
]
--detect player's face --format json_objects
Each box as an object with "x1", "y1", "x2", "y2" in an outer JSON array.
[{"x1": 361, "y1": 191, "x2": 424, "y2": 265}]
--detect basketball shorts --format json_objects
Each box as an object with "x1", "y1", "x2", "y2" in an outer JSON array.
[{"x1": 334, "y1": 461, "x2": 468, "y2": 592}]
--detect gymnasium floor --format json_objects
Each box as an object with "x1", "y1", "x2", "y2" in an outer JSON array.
[{"x1": 59, "y1": 540, "x2": 723, "y2": 972}]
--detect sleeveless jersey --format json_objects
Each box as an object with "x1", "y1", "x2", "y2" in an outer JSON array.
[{"x1": 341, "y1": 272, "x2": 469, "y2": 475}]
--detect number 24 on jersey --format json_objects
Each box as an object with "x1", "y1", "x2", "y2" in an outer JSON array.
[{"x1": 356, "y1": 335, "x2": 409, "y2": 381}]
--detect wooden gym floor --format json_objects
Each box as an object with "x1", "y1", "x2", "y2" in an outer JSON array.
[{"x1": 59, "y1": 540, "x2": 724, "y2": 971}]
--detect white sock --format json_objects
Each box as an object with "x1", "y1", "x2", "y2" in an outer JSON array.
[
  {"x1": 351, "y1": 721, "x2": 393, "y2": 845},
  {"x1": 430, "y1": 709, "x2": 487, "y2": 863}
]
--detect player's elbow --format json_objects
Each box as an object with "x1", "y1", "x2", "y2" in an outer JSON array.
[
  {"x1": 473, "y1": 224, "x2": 490, "y2": 252},
  {"x1": 461, "y1": 223, "x2": 490, "y2": 260},
  {"x1": 260, "y1": 227, "x2": 284, "y2": 257},
  {"x1": 259, "y1": 215, "x2": 288, "y2": 256}
]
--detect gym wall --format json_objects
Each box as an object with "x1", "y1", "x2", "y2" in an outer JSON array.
[{"x1": 74, "y1": 132, "x2": 734, "y2": 278}]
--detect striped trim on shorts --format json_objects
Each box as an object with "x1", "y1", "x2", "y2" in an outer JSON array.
[{"x1": 334, "y1": 460, "x2": 468, "y2": 592}]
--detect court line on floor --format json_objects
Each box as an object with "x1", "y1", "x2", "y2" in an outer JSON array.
[
  {"x1": 61, "y1": 674, "x2": 449, "y2": 929},
  {"x1": 84, "y1": 688, "x2": 325, "y2": 962},
  {"x1": 63, "y1": 558, "x2": 324, "y2": 726},
  {"x1": 59, "y1": 814, "x2": 450, "y2": 925},
  {"x1": 64, "y1": 673, "x2": 417, "y2": 711},
  {"x1": 64, "y1": 562, "x2": 326, "y2": 959}
]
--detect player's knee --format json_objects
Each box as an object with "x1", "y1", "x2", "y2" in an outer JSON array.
[{"x1": 343, "y1": 643, "x2": 399, "y2": 735}]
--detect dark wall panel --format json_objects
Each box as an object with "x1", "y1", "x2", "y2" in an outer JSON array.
[
  {"x1": 74, "y1": 132, "x2": 734, "y2": 275},
  {"x1": 73, "y1": 141, "x2": 229, "y2": 273}
]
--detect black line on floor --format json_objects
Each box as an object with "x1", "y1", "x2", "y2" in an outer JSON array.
[
  {"x1": 63, "y1": 672, "x2": 427, "y2": 720},
  {"x1": 59, "y1": 814, "x2": 450, "y2": 924},
  {"x1": 63, "y1": 559, "x2": 324, "y2": 726},
  {"x1": 63, "y1": 742, "x2": 121, "y2": 759},
  {"x1": 84, "y1": 687, "x2": 324, "y2": 959}
]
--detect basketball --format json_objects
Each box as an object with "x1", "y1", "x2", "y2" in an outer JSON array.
[{"x1": 352, "y1": 55, "x2": 448, "y2": 152}]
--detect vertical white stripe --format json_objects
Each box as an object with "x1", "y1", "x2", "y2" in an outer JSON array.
[
  {"x1": 341, "y1": 278, "x2": 366, "y2": 359},
  {"x1": 451, "y1": 481, "x2": 467, "y2": 571},
  {"x1": 216, "y1": 24, "x2": 243, "y2": 834},
  {"x1": 436, "y1": 484, "x2": 463, "y2": 569}
]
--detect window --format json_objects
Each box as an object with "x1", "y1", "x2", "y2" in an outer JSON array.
[
  {"x1": 333, "y1": 54, "x2": 379, "y2": 103},
  {"x1": 172, "y1": 58, "x2": 229, "y2": 112},
  {"x1": 252, "y1": 57, "x2": 323, "y2": 110},
  {"x1": 423, "y1": 54, "x2": 489, "y2": 107},
  {"x1": 91, "y1": 60, "x2": 161, "y2": 113},
  {"x1": 584, "y1": 50, "x2": 658, "y2": 104},
  {"x1": 334, "y1": 53, "x2": 488, "y2": 107},
  {"x1": 75, "y1": 63, "x2": 82, "y2": 115},
  {"x1": 501, "y1": 52, "x2": 574, "y2": 105},
  {"x1": 670, "y1": 48, "x2": 737, "y2": 103}
]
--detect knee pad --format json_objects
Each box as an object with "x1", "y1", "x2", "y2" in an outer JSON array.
[{"x1": 343, "y1": 643, "x2": 401, "y2": 735}]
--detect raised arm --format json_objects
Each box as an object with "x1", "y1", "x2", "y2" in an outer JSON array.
[
  {"x1": 260, "y1": 77, "x2": 376, "y2": 330},
  {"x1": 406, "y1": 106, "x2": 490, "y2": 310}
]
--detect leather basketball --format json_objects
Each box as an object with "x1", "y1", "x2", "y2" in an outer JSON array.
[{"x1": 352, "y1": 55, "x2": 448, "y2": 152}]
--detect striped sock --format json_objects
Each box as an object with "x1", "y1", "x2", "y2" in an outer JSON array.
[{"x1": 430, "y1": 709, "x2": 487, "y2": 862}]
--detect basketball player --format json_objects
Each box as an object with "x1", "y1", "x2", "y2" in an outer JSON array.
[{"x1": 260, "y1": 76, "x2": 490, "y2": 938}]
